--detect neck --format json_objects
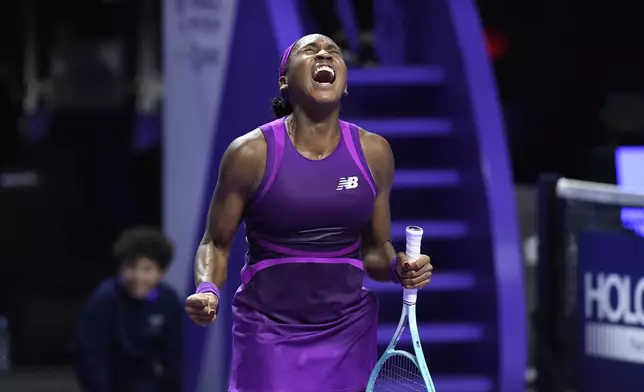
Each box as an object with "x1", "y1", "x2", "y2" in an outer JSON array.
[
  {"x1": 287, "y1": 105, "x2": 341, "y2": 157},
  {"x1": 290, "y1": 104, "x2": 340, "y2": 136}
]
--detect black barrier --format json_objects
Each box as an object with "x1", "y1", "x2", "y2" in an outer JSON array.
[{"x1": 536, "y1": 175, "x2": 644, "y2": 392}]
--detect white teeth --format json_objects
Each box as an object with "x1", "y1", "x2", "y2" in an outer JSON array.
[{"x1": 313, "y1": 65, "x2": 335, "y2": 77}]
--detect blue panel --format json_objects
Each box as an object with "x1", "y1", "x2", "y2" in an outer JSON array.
[
  {"x1": 349, "y1": 66, "x2": 445, "y2": 85},
  {"x1": 348, "y1": 118, "x2": 453, "y2": 137},
  {"x1": 364, "y1": 271, "x2": 476, "y2": 292},
  {"x1": 367, "y1": 377, "x2": 493, "y2": 392},
  {"x1": 391, "y1": 221, "x2": 469, "y2": 240},
  {"x1": 431, "y1": 376, "x2": 494, "y2": 392},
  {"x1": 394, "y1": 169, "x2": 461, "y2": 188},
  {"x1": 377, "y1": 323, "x2": 485, "y2": 344}
]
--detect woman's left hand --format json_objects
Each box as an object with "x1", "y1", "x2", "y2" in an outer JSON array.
[{"x1": 396, "y1": 252, "x2": 433, "y2": 289}]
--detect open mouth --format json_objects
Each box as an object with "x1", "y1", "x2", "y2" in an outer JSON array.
[{"x1": 312, "y1": 64, "x2": 336, "y2": 85}]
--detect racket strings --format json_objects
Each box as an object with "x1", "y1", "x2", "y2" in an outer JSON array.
[{"x1": 373, "y1": 353, "x2": 427, "y2": 391}]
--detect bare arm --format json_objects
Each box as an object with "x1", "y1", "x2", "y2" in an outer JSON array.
[
  {"x1": 360, "y1": 130, "x2": 398, "y2": 281},
  {"x1": 194, "y1": 130, "x2": 266, "y2": 288}
]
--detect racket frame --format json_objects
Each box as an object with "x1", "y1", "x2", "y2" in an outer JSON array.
[{"x1": 365, "y1": 300, "x2": 436, "y2": 391}]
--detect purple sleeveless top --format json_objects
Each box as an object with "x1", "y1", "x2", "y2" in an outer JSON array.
[
  {"x1": 229, "y1": 118, "x2": 380, "y2": 392},
  {"x1": 233, "y1": 117, "x2": 377, "y2": 323}
]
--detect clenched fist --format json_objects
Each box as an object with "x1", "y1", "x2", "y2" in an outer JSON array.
[{"x1": 185, "y1": 293, "x2": 219, "y2": 326}]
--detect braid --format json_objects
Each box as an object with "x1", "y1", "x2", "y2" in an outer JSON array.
[{"x1": 271, "y1": 96, "x2": 293, "y2": 118}]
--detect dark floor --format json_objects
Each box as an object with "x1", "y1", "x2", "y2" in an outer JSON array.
[{"x1": 0, "y1": 368, "x2": 79, "y2": 392}]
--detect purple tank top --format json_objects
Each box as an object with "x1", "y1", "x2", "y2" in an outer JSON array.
[{"x1": 233, "y1": 117, "x2": 376, "y2": 324}]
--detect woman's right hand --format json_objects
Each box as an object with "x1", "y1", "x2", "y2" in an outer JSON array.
[{"x1": 185, "y1": 293, "x2": 218, "y2": 326}]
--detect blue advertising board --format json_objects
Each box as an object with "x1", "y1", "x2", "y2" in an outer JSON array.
[{"x1": 578, "y1": 230, "x2": 644, "y2": 392}]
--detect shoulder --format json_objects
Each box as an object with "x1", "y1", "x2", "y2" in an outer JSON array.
[
  {"x1": 357, "y1": 128, "x2": 394, "y2": 187},
  {"x1": 219, "y1": 128, "x2": 267, "y2": 189},
  {"x1": 223, "y1": 128, "x2": 267, "y2": 167},
  {"x1": 93, "y1": 277, "x2": 119, "y2": 300},
  {"x1": 84, "y1": 278, "x2": 119, "y2": 311},
  {"x1": 357, "y1": 128, "x2": 393, "y2": 161}
]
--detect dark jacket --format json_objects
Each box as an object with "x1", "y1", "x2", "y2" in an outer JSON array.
[{"x1": 73, "y1": 277, "x2": 183, "y2": 392}]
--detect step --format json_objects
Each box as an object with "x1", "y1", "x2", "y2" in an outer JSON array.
[
  {"x1": 349, "y1": 117, "x2": 452, "y2": 137},
  {"x1": 394, "y1": 169, "x2": 460, "y2": 189},
  {"x1": 377, "y1": 323, "x2": 484, "y2": 344},
  {"x1": 364, "y1": 271, "x2": 476, "y2": 292},
  {"x1": 372, "y1": 376, "x2": 493, "y2": 392},
  {"x1": 391, "y1": 221, "x2": 469, "y2": 240},
  {"x1": 390, "y1": 188, "x2": 472, "y2": 221},
  {"x1": 387, "y1": 236, "x2": 491, "y2": 272},
  {"x1": 348, "y1": 66, "x2": 445, "y2": 85},
  {"x1": 433, "y1": 375, "x2": 494, "y2": 392}
]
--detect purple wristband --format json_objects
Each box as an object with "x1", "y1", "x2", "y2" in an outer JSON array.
[
  {"x1": 388, "y1": 257, "x2": 401, "y2": 284},
  {"x1": 196, "y1": 282, "x2": 221, "y2": 313}
]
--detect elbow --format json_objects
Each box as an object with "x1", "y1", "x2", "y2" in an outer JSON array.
[
  {"x1": 363, "y1": 252, "x2": 391, "y2": 282},
  {"x1": 364, "y1": 265, "x2": 390, "y2": 282}
]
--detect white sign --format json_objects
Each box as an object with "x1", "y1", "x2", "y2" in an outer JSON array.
[{"x1": 163, "y1": 1, "x2": 238, "y2": 391}]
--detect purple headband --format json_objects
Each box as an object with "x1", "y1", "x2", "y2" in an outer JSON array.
[{"x1": 279, "y1": 41, "x2": 298, "y2": 77}]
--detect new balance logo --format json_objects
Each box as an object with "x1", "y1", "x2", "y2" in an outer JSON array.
[{"x1": 336, "y1": 176, "x2": 359, "y2": 190}]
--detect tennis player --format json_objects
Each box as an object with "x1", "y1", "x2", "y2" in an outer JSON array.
[{"x1": 185, "y1": 34, "x2": 433, "y2": 392}]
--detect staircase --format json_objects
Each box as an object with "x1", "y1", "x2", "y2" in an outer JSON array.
[{"x1": 336, "y1": 1, "x2": 524, "y2": 392}]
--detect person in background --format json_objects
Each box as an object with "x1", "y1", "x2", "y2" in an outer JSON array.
[
  {"x1": 306, "y1": 0, "x2": 379, "y2": 66},
  {"x1": 73, "y1": 227, "x2": 182, "y2": 392}
]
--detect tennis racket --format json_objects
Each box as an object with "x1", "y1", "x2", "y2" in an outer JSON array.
[{"x1": 366, "y1": 225, "x2": 436, "y2": 391}]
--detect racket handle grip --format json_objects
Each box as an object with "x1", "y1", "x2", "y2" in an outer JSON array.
[{"x1": 403, "y1": 226, "x2": 424, "y2": 304}]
